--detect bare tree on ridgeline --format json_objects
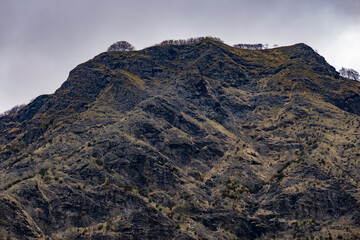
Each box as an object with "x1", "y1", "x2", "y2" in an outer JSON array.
[
  {"x1": 107, "y1": 41, "x2": 135, "y2": 51},
  {"x1": 0, "y1": 104, "x2": 26, "y2": 117},
  {"x1": 339, "y1": 67, "x2": 360, "y2": 81},
  {"x1": 155, "y1": 36, "x2": 223, "y2": 46},
  {"x1": 233, "y1": 43, "x2": 264, "y2": 50}
]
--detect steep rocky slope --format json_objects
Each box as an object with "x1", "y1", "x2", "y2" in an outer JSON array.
[{"x1": 1, "y1": 38, "x2": 360, "y2": 239}]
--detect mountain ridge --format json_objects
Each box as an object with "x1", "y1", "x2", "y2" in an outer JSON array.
[{"x1": 1, "y1": 38, "x2": 360, "y2": 239}]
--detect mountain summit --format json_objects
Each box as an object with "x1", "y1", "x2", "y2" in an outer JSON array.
[{"x1": 1, "y1": 38, "x2": 360, "y2": 239}]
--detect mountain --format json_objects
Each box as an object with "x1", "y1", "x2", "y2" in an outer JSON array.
[{"x1": 1, "y1": 38, "x2": 360, "y2": 239}]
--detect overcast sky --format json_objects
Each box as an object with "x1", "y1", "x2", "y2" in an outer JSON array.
[{"x1": 1, "y1": 0, "x2": 359, "y2": 113}]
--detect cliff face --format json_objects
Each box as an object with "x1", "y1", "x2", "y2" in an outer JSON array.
[{"x1": 1, "y1": 39, "x2": 360, "y2": 239}]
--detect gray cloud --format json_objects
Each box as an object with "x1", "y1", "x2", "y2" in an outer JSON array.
[{"x1": 1, "y1": 0, "x2": 359, "y2": 113}]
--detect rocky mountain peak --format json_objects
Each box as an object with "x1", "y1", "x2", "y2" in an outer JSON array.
[{"x1": 1, "y1": 39, "x2": 360, "y2": 239}]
